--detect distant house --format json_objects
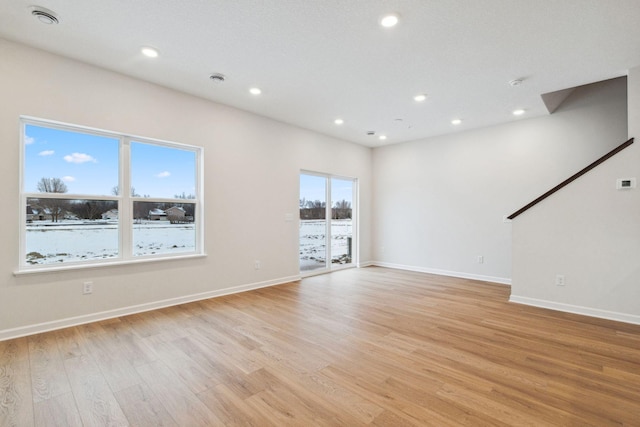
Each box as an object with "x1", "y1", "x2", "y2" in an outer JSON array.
[
  {"x1": 165, "y1": 206, "x2": 186, "y2": 219},
  {"x1": 148, "y1": 206, "x2": 190, "y2": 221},
  {"x1": 28, "y1": 207, "x2": 72, "y2": 221},
  {"x1": 101, "y1": 209, "x2": 118, "y2": 220},
  {"x1": 30, "y1": 207, "x2": 51, "y2": 221},
  {"x1": 148, "y1": 208, "x2": 167, "y2": 221}
]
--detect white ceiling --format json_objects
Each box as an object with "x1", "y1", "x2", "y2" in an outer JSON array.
[{"x1": 1, "y1": 0, "x2": 640, "y2": 147}]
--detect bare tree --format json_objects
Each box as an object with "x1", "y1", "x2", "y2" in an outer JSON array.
[
  {"x1": 174, "y1": 191, "x2": 195, "y2": 199},
  {"x1": 333, "y1": 199, "x2": 351, "y2": 209},
  {"x1": 332, "y1": 199, "x2": 352, "y2": 219},
  {"x1": 300, "y1": 200, "x2": 326, "y2": 219},
  {"x1": 83, "y1": 201, "x2": 104, "y2": 220},
  {"x1": 36, "y1": 177, "x2": 68, "y2": 222},
  {"x1": 37, "y1": 177, "x2": 67, "y2": 193},
  {"x1": 67, "y1": 200, "x2": 117, "y2": 220},
  {"x1": 306, "y1": 200, "x2": 325, "y2": 209},
  {"x1": 112, "y1": 185, "x2": 140, "y2": 197}
]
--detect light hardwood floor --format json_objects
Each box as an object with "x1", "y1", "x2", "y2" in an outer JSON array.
[{"x1": 1, "y1": 267, "x2": 639, "y2": 426}]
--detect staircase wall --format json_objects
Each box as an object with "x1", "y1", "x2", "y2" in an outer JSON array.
[{"x1": 510, "y1": 67, "x2": 640, "y2": 324}]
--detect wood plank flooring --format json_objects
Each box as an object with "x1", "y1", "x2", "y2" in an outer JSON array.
[{"x1": 1, "y1": 267, "x2": 640, "y2": 426}]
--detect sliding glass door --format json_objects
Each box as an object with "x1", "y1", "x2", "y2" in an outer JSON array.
[{"x1": 299, "y1": 172, "x2": 355, "y2": 274}]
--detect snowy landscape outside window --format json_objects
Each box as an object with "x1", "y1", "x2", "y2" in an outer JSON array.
[{"x1": 20, "y1": 117, "x2": 203, "y2": 271}]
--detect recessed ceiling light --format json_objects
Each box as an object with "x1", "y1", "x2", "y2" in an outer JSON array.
[
  {"x1": 249, "y1": 87, "x2": 262, "y2": 95},
  {"x1": 414, "y1": 94, "x2": 427, "y2": 102},
  {"x1": 380, "y1": 13, "x2": 399, "y2": 28},
  {"x1": 379, "y1": 135, "x2": 387, "y2": 140},
  {"x1": 451, "y1": 119, "x2": 462, "y2": 125},
  {"x1": 141, "y1": 47, "x2": 159, "y2": 58},
  {"x1": 30, "y1": 7, "x2": 59, "y2": 24},
  {"x1": 513, "y1": 109, "x2": 526, "y2": 116},
  {"x1": 334, "y1": 119, "x2": 344, "y2": 125}
]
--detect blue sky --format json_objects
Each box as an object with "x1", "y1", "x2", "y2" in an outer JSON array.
[
  {"x1": 300, "y1": 174, "x2": 354, "y2": 206},
  {"x1": 24, "y1": 124, "x2": 196, "y2": 198},
  {"x1": 131, "y1": 141, "x2": 196, "y2": 198}
]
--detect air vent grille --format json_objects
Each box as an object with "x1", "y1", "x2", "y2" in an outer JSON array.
[{"x1": 31, "y1": 9, "x2": 59, "y2": 24}]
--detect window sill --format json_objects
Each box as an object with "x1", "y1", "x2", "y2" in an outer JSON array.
[{"x1": 13, "y1": 253, "x2": 207, "y2": 276}]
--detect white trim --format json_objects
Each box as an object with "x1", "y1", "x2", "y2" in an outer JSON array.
[
  {"x1": 20, "y1": 115, "x2": 201, "y2": 149},
  {"x1": 0, "y1": 274, "x2": 301, "y2": 342},
  {"x1": 14, "y1": 253, "x2": 207, "y2": 276},
  {"x1": 121, "y1": 138, "x2": 131, "y2": 259},
  {"x1": 300, "y1": 263, "x2": 356, "y2": 278},
  {"x1": 509, "y1": 295, "x2": 640, "y2": 325},
  {"x1": 372, "y1": 261, "x2": 512, "y2": 285}
]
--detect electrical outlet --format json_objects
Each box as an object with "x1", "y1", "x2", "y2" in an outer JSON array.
[
  {"x1": 254, "y1": 260, "x2": 261, "y2": 270},
  {"x1": 555, "y1": 275, "x2": 565, "y2": 286},
  {"x1": 83, "y1": 281, "x2": 93, "y2": 294},
  {"x1": 477, "y1": 255, "x2": 484, "y2": 264}
]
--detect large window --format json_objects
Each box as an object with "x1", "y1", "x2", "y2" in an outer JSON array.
[{"x1": 19, "y1": 117, "x2": 203, "y2": 271}]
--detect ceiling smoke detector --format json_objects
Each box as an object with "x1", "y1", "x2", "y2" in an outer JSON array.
[
  {"x1": 209, "y1": 73, "x2": 226, "y2": 83},
  {"x1": 30, "y1": 6, "x2": 59, "y2": 24},
  {"x1": 509, "y1": 79, "x2": 523, "y2": 87}
]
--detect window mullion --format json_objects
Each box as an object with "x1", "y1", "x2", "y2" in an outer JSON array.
[
  {"x1": 325, "y1": 176, "x2": 331, "y2": 269},
  {"x1": 120, "y1": 138, "x2": 132, "y2": 259}
]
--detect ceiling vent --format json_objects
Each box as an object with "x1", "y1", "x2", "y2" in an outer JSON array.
[
  {"x1": 366, "y1": 131, "x2": 376, "y2": 136},
  {"x1": 209, "y1": 73, "x2": 226, "y2": 83},
  {"x1": 30, "y1": 7, "x2": 59, "y2": 24}
]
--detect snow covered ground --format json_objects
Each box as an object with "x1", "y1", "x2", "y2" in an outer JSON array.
[
  {"x1": 25, "y1": 220, "x2": 195, "y2": 265},
  {"x1": 299, "y1": 219, "x2": 353, "y2": 271},
  {"x1": 25, "y1": 219, "x2": 351, "y2": 270}
]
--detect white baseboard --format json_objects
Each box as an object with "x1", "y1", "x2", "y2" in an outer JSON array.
[
  {"x1": 0, "y1": 275, "x2": 301, "y2": 342},
  {"x1": 372, "y1": 261, "x2": 511, "y2": 285},
  {"x1": 509, "y1": 295, "x2": 640, "y2": 325},
  {"x1": 357, "y1": 261, "x2": 374, "y2": 268}
]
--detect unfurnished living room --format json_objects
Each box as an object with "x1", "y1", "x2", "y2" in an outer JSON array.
[{"x1": 1, "y1": 1, "x2": 640, "y2": 426}]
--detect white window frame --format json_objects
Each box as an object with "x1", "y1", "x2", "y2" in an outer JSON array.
[{"x1": 17, "y1": 116, "x2": 205, "y2": 274}]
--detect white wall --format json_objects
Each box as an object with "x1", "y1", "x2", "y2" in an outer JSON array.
[
  {"x1": 511, "y1": 69, "x2": 640, "y2": 324},
  {"x1": 0, "y1": 39, "x2": 372, "y2": 338},
  {"x1": 372, "y1": 77, "x2": 628, "y2": 284}
]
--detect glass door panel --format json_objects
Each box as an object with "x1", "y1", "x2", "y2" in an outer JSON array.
[
  {"x1": 330, "y1": 178, "x2": 353, "y2": 266},
  {"x1": 299, "y1": 174, "x2": 327, "y2": 272}
]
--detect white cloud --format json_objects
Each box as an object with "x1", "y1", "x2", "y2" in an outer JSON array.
[
  {"x1": 38, "y1": 150, "x2": 55, "y2": 156},
  {"x1": 64, "y1": 153, "x2": 97, "y2": 164},
  {"x1": 25, "y1": 135, "x2": 35, "y2": 145},
  {"x1": 61, "y1": 176, "x2": 75, "y2": 182},
  {"x1": 155, "y1": 171, "x2": 171, "y2": 178}
]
